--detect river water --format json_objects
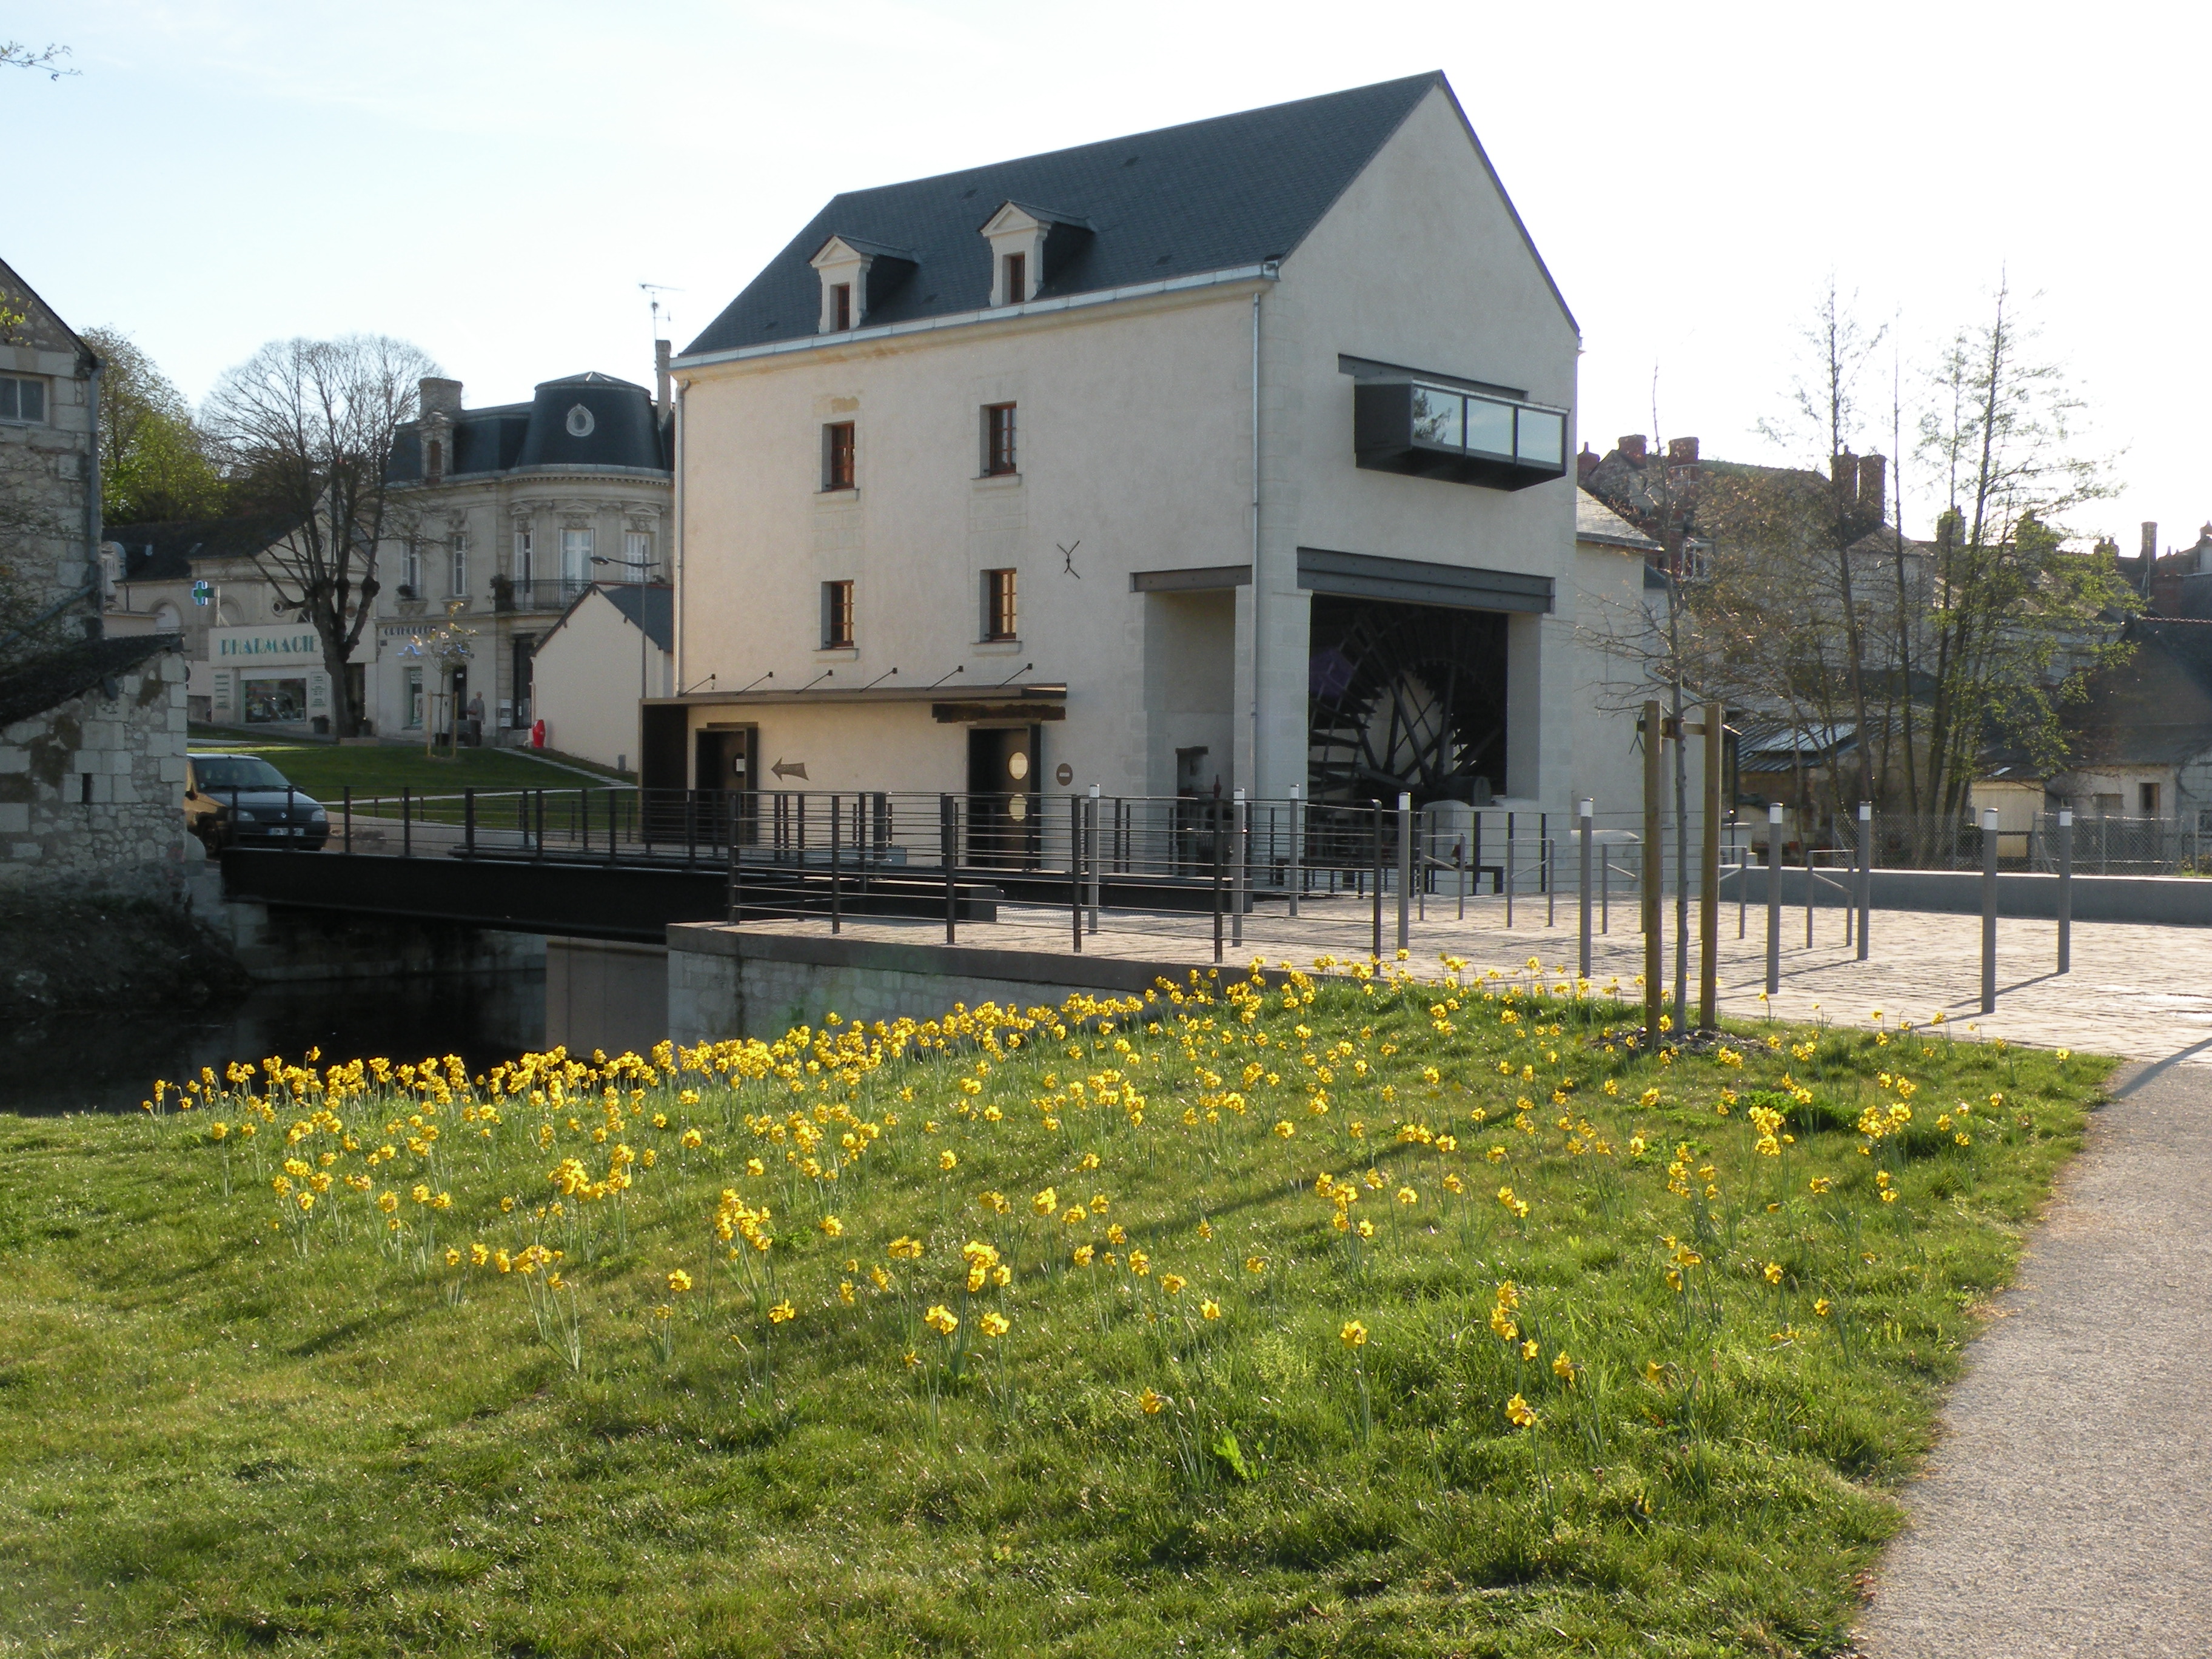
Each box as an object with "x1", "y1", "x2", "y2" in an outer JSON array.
[{"x1": 4, "y1": 972, "x2": 546, "y2": 1115}]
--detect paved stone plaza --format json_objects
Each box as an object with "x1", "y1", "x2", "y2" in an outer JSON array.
[{"x1": 788, "y1": 891, "x2": 2212, "y2": 1064}]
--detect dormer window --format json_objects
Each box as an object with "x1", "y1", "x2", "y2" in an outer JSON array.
[
  {"x1": 809, "y1": 235, "x2": 916, "y2": 335},
  {"x1": 980, "y1": 201, "x2": 1090, "y2": 308}
]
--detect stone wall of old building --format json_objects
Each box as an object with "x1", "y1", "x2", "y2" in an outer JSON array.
[{"x1": 0, "y1": 648, "x2": 189, "y2": 900}]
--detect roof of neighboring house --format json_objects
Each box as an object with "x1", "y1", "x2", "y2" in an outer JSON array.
[
  {"x1": 2057, "y1": 616, "x2": 2212, "y2": 769},
  {"x1": 1735, "y1": 720, "x2": 1858, "y2": 765},
  {"x1": 1575, "y1": 489, "x2": 1661, "y2": 552},
  {"x1": 538, "y1": 583, "x2": 672, "y2": 654},
  {"x1": 387, "y1": 372, "x2": 670, "y2": 484},
  {"x1": 105, "y1": 517, "x2": 301, "y2": 580},
  {"x1": 0, "y1": 253, "x2": 91, "y2": 365},
  {"x1": 682, "y1": 72, "x2": 1571, "y2": 360},
  {"x1": 0, "y1": 634, "x2": 179, "y2": 729}
]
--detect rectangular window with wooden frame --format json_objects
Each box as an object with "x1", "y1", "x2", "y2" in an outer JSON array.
[
  {"x1": 982, "y1": 568, "x2": 1017, "y2": 641},
  {"x1": 821, "y1": 579, "x2": 856, "y2": 649},
  {"x1": 831, "y1": 283, "x2": 852, "y2": 332},
  {"x1": 822, "y1": 421, "x2": 856, "y2": 491},
  {"x1": 982, "y1": 402, "x2": 1017, "y2": 476}
]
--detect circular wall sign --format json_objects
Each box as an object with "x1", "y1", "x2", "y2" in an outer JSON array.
[
  {"x1": 1055, "y1": 762, "x2": 1073, "y2": 785},
  {"x1": 1008, "y1": 796, "x2": 1028, "y2": 822},
  {"x1": 1007, "y1": 750, "x2": 1030, "y2": 780}
]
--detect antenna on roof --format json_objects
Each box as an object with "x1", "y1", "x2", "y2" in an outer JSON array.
[{"x1": 639, "y1": 282, "x2": 683, "y2": 343}]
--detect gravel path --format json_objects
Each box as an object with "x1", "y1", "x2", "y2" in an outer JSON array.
[{"x1": 1855, "y1": 1057, "x2": 2212, "y2": 1655}]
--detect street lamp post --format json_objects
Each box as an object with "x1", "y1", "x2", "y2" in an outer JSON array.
[{"x1": 592, "y1": 554, "x2": 657, "y2": 777}]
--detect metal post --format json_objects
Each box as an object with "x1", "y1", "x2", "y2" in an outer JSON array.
[
  {"x1": 1235, "y1": 787, "x2": 1250, "y2": 949},
  {"x1": 464, "y1": 788, "x2": 475, "y2": 857},
  {"x1": 1087, "y1": 785, "x2": 1101, "y2": 933},
  {"x1": 1395, "y1": 791, "x2": 1412, "y2": 954},
  {"x1": 608, "y1": 788, "x2": 618, "y2": 866},
  {"x1": 727, "y1": 823, "x2": 741, "y2": 925},
  {"x1": 1981, "y1": 806, "x2": 1999, "y2": 1014},
  {"x1": 1070, "y1": 793, "x2": 1084, "y2": 953},
  {"x1": 402, "y1": 787, "x2": 412, "y2": 859},
  {"x1": 1287, "y1": 783, "x2": 1302, "y2": 917},
  {"x1": 534, "y1": 789, "x2": 545, "y2": 860},
  {"x1": 343, "y1": 786, "x2": 352, "y2": 854},
  {"x1": 830, "y1": 791, "x2": 841, "y2": 934},
  {"x1": 1805, "y1": 839, "x2": 1814, "y2": 950},
  {"x1": 1506, "y1": 811, "x2": 1517, "y2": 929},
  {"x1": 1855, "y1": 801, "x2": 1872, "y2": 961},
  {"x1": 1700, "y1": 701, "x2": 1720, "y2": 1031},
  {"x1": 1546, "y1": 837, "x2": 1556, "y2": 928},
  {"x1": 942, "y1": 794, "x2": 957, "y2": 945},
  {"x1": 1765, "y1": 802, "x2": 1782, "y2": 998},
  {"x1": 2058, "y1": 809, "x2": 2073, "y2": 973},
  {"x1": 1578, "y1": 798, "x2": 1593, "y2": 980},
  {"x1": 1211, "y1": 782, "x2": 1225, "y2": 965},
  {"x1": 1643, "y1": 700, "x2": 1664, "y2": 1043},
  {"x1": 1370, "y1": 802, "x2": 1384, "y2": 960},
  {"x1": 1601, "y1": 838, "x2": 1609, "y2": 933}
]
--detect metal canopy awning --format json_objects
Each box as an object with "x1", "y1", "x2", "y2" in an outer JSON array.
[
  {"x1": 643, "y1": 681, "x2": 1067, "y2": 710},
  {"x1": 1298, "y1": 547, "x2": 1553, "y2": 614}
]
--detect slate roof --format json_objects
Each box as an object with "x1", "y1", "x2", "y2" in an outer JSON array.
[
  {"x1": 387, "y1": 372, "x2": 670, "y2": 484},
  {"x1": 105, "y1": 517, "x2": 301, "y2": 580},
  {"x1": 1574, "y1": 489, "x2": 1660, "y2": 552},
  {"x1": 2060, "y1": 617, "x2": 2212, "y2": 769},
  {"x1": 683, "y1": 72, "x2": 1567, "y2": 359},
  {"x1": 541, "y1": 583, "x2": 672, "y2": 654}
]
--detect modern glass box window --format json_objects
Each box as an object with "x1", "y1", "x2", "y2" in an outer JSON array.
[{"x1": 1354, "y1": 378, "x2": 1568, "y2": 491}]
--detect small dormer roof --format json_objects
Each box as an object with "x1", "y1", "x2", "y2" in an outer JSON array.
[
  {"x1": 809, "y1": 233, "x2": 919, "y2": 268},
  {"x1": 978, "y1": 201, "x2": 1095, "y2": 235}
]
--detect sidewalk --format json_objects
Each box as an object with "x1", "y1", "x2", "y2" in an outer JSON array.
[
  {"x1": 1854, "y1": 1059, "x2": 2212, "y2": 1655},
  {"x1": 763, "y1": 893, "x2": 2212, "y2": 1064}
]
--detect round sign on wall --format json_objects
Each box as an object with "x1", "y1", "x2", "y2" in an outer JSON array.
[
  {"x1": 1055, "y1": 762, "x2": 1073, "y2": 785},
  {"x1": 1007, "y1": 751, "x2": 1030, "y2": 780}
]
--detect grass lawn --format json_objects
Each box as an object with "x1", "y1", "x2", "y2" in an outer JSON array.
[
  {"x1": 187, "y1": 729, "x2": 627, "y2": 810},
  {"x1": 0, "y1": 963, "x2": 2103, "y2": 1656}
]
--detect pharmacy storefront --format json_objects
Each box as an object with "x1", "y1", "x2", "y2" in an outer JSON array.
[{"x1": 195, "y1": 626, "x2": 342, "y2": 731}]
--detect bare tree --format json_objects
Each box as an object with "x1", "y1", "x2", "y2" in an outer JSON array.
[
  {"x1": 204, "y1": 335, "x2": 440, "y2": 737},
  {"x1": 0, "y1": 41, "x2": 76, "y2": 79},
  {"x1": 1914, "y1": 280, "x2": 2130, "y2": 833}
]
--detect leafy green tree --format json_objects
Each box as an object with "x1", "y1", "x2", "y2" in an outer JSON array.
[{"x1": 81, "y1": 328, "x2": 228, "y2": 525}]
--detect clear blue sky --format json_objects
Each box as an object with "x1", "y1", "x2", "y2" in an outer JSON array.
[{"x1": 6, "y1": 0, "x2": 2203, "y2": 551}]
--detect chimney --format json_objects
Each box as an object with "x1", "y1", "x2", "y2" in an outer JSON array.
[
  {"x1": 654, "y1": 340, "x2": 671, "y2": 412},
  {"x1": 418, "y1": 377, "x2": 463, "y2": 420},
  {"x1": 1576, "y1": 443, "x2": 1599, "y2": 485},
  {"x1": 2198, "y1": 523, "x2": 2212, "y2": 577},
  {"x1": 1618, "y1": 434, "x2": 1647, "y2": 464},
  {"x1": 1667, "y1": 436, "x2": 1699, "y2": 468},
  {"x1": 1857, "y1": 453, "x2": 1887, "y2": 523},
  {"x1": 2140, "y1": 521, "x2": 2159, "y2": 593},
  {"x1": 1831, "y1": 450, "x2": 1859, "y2": 507}
]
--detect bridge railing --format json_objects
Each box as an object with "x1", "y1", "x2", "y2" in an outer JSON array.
[{"x1": 314, "y1": 786, "x2": 1667, "y2": 958}]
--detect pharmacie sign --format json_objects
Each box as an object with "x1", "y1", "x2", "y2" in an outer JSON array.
[{"x1": 212, "y1": 626, "x2": 325, "y2": 665}]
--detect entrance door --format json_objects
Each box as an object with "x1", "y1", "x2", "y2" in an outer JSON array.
[
  {"x1": 695, "y1": 726, "x2": 757, "y2": 846},
  {"x1": 967, "y1": 725, "x2": 1041, "y2": 868}
]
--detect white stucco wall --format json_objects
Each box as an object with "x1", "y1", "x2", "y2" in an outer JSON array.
[{"x1": 531, "y1": 591, "x2": 672, "y2": 771}]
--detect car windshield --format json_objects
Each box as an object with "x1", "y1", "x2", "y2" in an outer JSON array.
[{"x1": 193, "y1": 756, "x2": 293, "y2": 791}]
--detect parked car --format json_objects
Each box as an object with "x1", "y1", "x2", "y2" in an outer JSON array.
[{"x1": 185, "y1": 752, "x2": 329, "y2": 852}]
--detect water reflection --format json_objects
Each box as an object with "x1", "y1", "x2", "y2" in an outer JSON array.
[{"x1": 4, "y1": 972, "x2": 546, "y2": 1115}]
